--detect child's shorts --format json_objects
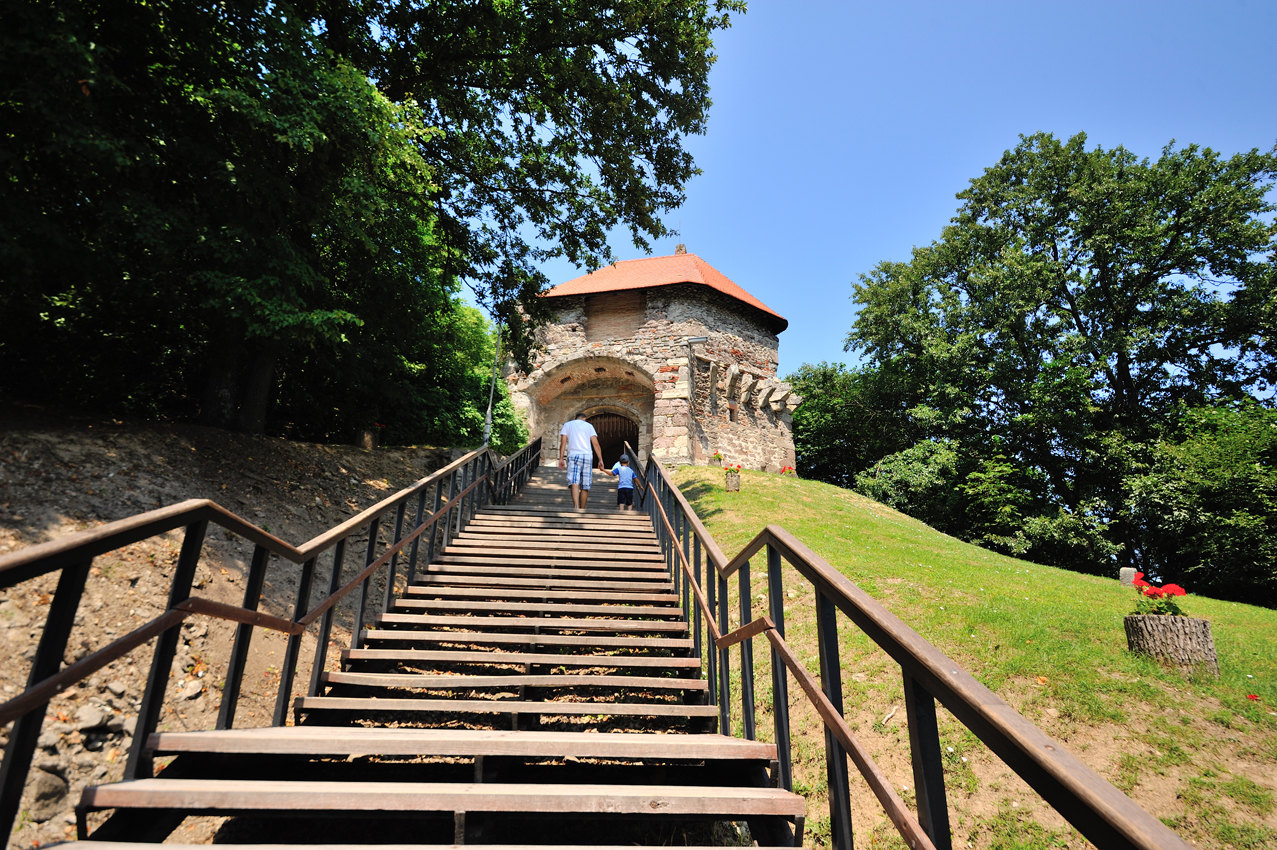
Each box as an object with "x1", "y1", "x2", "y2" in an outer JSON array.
[{"x1": 616, "y1": 487, "x2": 634, "y2": 507}]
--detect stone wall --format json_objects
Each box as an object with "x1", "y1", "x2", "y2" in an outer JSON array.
[{"x1": 508, "y1": 283, "x2": 798, "y2": 470}]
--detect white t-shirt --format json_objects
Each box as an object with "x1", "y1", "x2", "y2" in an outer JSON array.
[{"x1": 560, "y1": 418, "x2": 597, "y2": 457}]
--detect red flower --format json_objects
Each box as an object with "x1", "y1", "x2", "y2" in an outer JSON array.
[
  {"x1": 1132, "y1": 572, "x2": 1150, "y2": 588},
  {"x1": 1161, "y1": 584, "x2": 1186, "y2": 597},
  {"x1": 1247, "y1": 694, "x2": 1260, "y2": 701}
]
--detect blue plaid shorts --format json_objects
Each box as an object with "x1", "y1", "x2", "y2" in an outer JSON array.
[{"x1": 566, "y1": 454, "x2": 592, "y2": 489}]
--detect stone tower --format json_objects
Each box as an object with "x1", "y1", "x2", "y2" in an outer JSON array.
[{"x1": 507, "y1": 249, "x2": 800, "y2": 471}]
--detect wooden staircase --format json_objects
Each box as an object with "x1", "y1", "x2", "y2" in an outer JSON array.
[{"x1": 75, "y1": 466, "x2": 805, "y2": 847}]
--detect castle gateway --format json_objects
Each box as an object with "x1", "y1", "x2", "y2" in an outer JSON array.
[{"x1": 507, "y1": 248, "x2": 800, "y2": 471}]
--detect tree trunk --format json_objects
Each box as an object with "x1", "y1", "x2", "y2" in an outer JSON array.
[
  {"x1": 236, "y1": 343, "x2": 279, "y2": 436},
  {"x1": 200, "y1": 332, "x2": 243, "y2": 429},
  {"x1": 1124, "y1": 615, "x2": 1219, "y2": 677}
]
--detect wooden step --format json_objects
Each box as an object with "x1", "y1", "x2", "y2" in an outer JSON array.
[
  {"x1": 372, "y1": 612, "x2": 688, "y2": 634},
  {"x1": 445, "y1": 543, "x2": 662, "y2": 557},
  {"x1": 456, "y1": 517, "x2": 656, "y2": 531},
  {"x1": 431, "y1": 556, "x2": 667, "y2": 575},
  {"x1": 399, "y1": 586, "x2": 679, "y2": 605},
  {"x1": 318, "y1": 671, "x2": 708, "y2": 694},
  {"x1": 293, "y1": 696, "x2": 719, "y2": 721},
  {"x1": 80, "y1": 778, "x2": 802, "y2": 818},
  {"x1": 341, "y1": 648, "x2": 702, "y2": 674},
  {"x1": 468, "y1": 514, "x2": 652, "y2": 529},
  {"x1": 390, "y1": 598, "x2": 682, "y2": 619},
  {"x1": 410, "y1": 574, "x2": 673, "y2": 592},
  {"x1": 451, "y1": 532, "x2": 662, "y2": 549},
  {"x1": 439, "y1": 546, "x2": 665, "y2": 565},
  {"x1": 147, "y1": 727, "x2": 773, "y2": 760},
  {"x1": 359, "y1": 629, "x2": 693, "y2": 652},
  {"x1": 480, "y1": 504, "x2": 652, "y2": 517}
]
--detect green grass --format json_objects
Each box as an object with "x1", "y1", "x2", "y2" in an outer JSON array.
[{"x1": 671, "y1": 466, "x2": 1277, "y2": 849}]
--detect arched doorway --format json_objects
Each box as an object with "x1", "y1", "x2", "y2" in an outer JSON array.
[{"x1": 587, "y1": 412, "x2": 640, "y2": 467}]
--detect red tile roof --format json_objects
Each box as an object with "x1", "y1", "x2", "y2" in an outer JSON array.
[{"x1": 544, "y1": 253, "x2": 787, "y2": 332}]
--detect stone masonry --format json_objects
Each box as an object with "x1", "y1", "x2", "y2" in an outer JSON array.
[{"x1": 507, "y1": 252, "x2": 800, "y2": 472}]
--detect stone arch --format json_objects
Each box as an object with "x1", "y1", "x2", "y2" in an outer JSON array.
[{"x1": 521, "y1": 356, "x2": 656, "y2": 464}]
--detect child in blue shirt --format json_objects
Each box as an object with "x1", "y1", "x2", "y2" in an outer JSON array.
[{"x1": 607, "y1": 454, "x2": 643, "y2": 511}]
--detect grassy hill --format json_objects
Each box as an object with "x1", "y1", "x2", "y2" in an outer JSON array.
[{"x1": 671, "y1": 466, "x2": 1277, "y2": 849}]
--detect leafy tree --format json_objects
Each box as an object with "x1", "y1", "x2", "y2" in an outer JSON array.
[
  {"x1": 960, "y1": 449, "x2": 1033, "y2": 554},
  {"x1": 841, "y1": 132, "x2": 1277, "y2": 600},
  {"x1": 2, "y1": 1, "x2": 741, "y2": 439},
  {"x1": 371, "y1": 0, "x2": 747, "y2": 347},
  {"x1": 789, "y1": 362, "x2": 913, "y2": 488},
  {"x1": 1, "y1": 2, "x2": 444, "y2": 433},
  {"x1": 1127, "y1": 403, "x2": 1277, "y2": 606},
  {"x1": 853, "y1": 439, "x2": 961, "y2": 533}
]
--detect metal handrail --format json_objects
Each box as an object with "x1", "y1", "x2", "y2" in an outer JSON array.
[
  {"x1": 637, "y1": 460, "x2": 1193, "y2": 850},
  {"x1": 0, "y1": 436, "x2": 542, "y2": 847}
]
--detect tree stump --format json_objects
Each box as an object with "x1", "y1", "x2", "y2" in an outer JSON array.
[
  {"x1": 1124, "y1": 615, "x2": 1219, "y2": 676},
  {"x1": 725, "y1": 470, "x2": 740, "y2": 492}
]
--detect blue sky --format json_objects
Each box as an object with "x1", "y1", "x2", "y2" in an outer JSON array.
[{"x1": 535, "y1": 0, "x2": 1277, "y2": 376}]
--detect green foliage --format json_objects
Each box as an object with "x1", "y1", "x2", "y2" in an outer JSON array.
[
  {"x1": 789, "y1": 361, "x2": 914, "y2": 488},
  {"x1": 853, "y1": 439, "x2": 961, "y2": 533},
  {"x1": 0, "y1": 1, "x2": 453, "y2": 437},
  {"x1": 372, "y1": 0, "x2": 746, "y2": 358},
  {"x1": 2, "y1": 1, "x2": 737, "y2": 443},
  {"x1": 960, "y1": 451, "x2": 1032, "y2": 554},
  {"x1": 814, "y1": 131, "x2": 1277, "y2": 603},
  {"x1": 1127, "y1": 403, "x2": 1277, "y2": 606}
]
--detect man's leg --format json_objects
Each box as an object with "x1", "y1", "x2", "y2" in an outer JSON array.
[{"x1": 566, "y1": 455, "x2": 584, "y2": 509}]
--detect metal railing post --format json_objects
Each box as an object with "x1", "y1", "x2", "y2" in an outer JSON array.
[
  {"x1": 706, "y1": 559, "x2": 719, "y2": 706},
  {"x1": 692, "y1": 536, "x2": 703, "y2": 664},
  {"x1": 767, "y1": 543, "x2": 792, "y2": 791},
  {"x1": 406, "y1": 490, "x2": 427, "y2": 584},
  {"x1": 351, "y1": 517, "x2": 382, "y2": 652},
  {"x1": 272, "y1": 555, "x2": 317, "y2": 727},
  {"x1": 738, "y1": 559, "x2": 756, "y2": 740},
  {"x1": 717, "y1": 573, "x2": 731, "y2": 736},
  {"x1": 307, "y1": 541, "x2": 348, "y2": 697},
  {"x1": 905, "y1": 672, "x2": 952, "y2": 850},
  {"x1": 383, "y1": 501, "x2": 407, "y2": 613},
  {"x1": 673, "y1": 508, "x2": 685, "y2": 598},
  {"x1": 457, "y1": 460, "x2": 473, "y2": 534},
  {"x1": 483, "y1": 451, "x2": 495, "y2": 509},
  {"x1": 126, "y1": 520, "x2": 207, "y2": 779},
  {"x1": 218, "y1": 544, "x2": 271, "y2": 730},
  {"x1": 817, "y1": 591, "x2": 854, "y2": 850},
  {"x1": 1, "y1": 559, "x2": 91, "y2": 844},
  {"x1": 442, "y1": 468, "x2": 458, "y2": 550},
  {"x1": 456, "y1": 459, "x2": 470, "y2": 529},
  {"x1": 669, "y1": 482, "x2": 679, "y2": 576},
  {"x1": 425, "y1": 480, "x2": 444, "y2": 573}
]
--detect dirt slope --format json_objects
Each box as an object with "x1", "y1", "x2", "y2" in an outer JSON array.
[{"x1": 0, "y1": 403, "x2": 456, "y2": 848}]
